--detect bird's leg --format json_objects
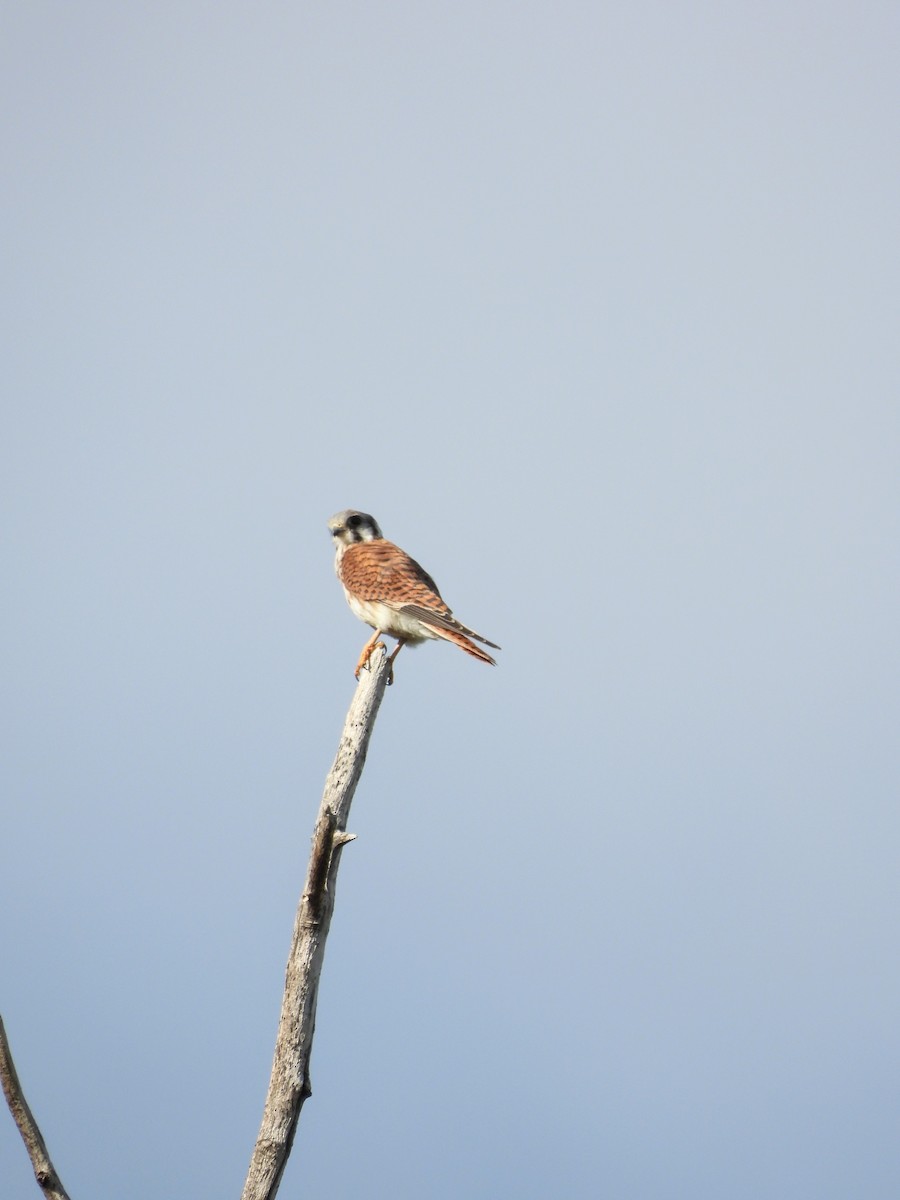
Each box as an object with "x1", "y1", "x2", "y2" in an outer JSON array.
[
  {"x1": 386, "y1": 639, "x2": 407, "y2": 686},
  {"x1": 354, "y1": 629, "x2": 386, "y2": 679}
]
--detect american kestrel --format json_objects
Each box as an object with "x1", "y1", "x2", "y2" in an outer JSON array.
[{"x1": 328, "y1": 510, "x2": 500, "y2": 682}]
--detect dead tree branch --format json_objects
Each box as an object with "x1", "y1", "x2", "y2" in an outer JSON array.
[
  {"x1": 0, "y1": 1015, "x2": 72, "y2": 1200},
  {"x1": 240, "y1": 644, "x2": 392, "y2": 1200}
]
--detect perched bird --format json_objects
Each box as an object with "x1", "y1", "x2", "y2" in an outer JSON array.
[{"x1": 327, "y1": 509, "x2": 500, "y2": 681}]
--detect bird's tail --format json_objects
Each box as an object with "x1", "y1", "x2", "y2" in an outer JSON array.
[
  {"x1": 400, "y1": 603, "x2": 499, "y2": 665},
  {"x1": 432, "y1": 625, "x2": 498, "y2": 665}
]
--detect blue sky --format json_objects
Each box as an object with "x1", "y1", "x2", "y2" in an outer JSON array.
[{"x1": 3, "y1": 4, "x2": 899, "y2": 1197}]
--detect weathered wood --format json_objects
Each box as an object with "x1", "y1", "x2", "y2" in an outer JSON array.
[
  {"x1": 240, "y1": 645, "x2": 392, "y2": 1200},
  {"x1": 0, "y1": 1015, "x2": 72, "y2": 1200}
]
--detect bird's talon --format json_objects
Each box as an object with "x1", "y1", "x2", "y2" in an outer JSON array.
[{"x1": 354, "y1": 637, "x2": 387, "y2": 680}]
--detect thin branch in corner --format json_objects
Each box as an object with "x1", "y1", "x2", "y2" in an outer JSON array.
[
  {"x1": 0, "y1": 1015, "x2": 72, "y2": 1200},
  {"x1": 240, "y1": 643, "x2": 393, "y2": 1200}
]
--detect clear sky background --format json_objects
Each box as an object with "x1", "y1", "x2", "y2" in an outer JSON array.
[{"x1": 2, "y1": 4, "x2": 898, "y2": 1198}]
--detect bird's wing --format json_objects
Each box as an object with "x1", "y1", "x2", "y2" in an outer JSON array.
[{"x1": 340, "y1": 540, "x2": 444, "y2": 605}]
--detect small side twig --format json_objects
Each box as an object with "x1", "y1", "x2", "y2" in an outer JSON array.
[
  {"x1": 240, "y1": 644, "x2": 392, "y2": 1200},
  {"x1": 0, "y1": 1015, "x2": 72, "y2": 1200}
]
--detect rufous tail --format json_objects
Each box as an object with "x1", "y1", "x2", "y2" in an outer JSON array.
[{"x1": 431, "y1": 626, "x2": 497, "y2": 665}]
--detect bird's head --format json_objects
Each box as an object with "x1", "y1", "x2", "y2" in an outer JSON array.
[{"x1": 327, "y1": 510, "x2": 384, "y2": 548}]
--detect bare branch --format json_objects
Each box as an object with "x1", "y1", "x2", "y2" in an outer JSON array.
[
  {"x1": 240, "y1": 645, "x2": 392, "y2": 1200},
  {"x1": 0, "y1": 1015, "x2": 72, "y2": 1200}
]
